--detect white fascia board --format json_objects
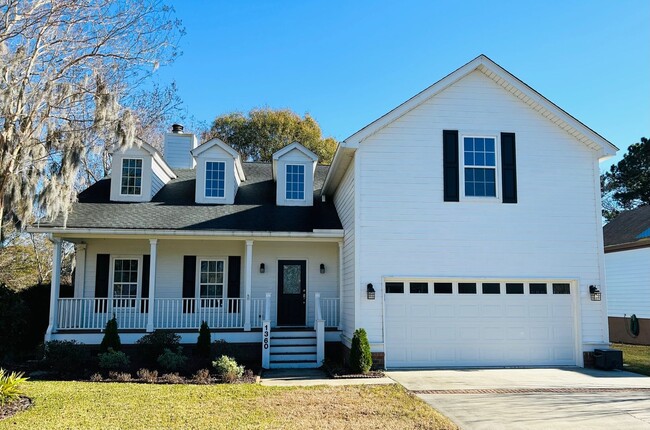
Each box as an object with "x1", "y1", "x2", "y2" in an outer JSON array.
[
  {"x1": 321, "y1": 145, "x2": 356, "y2": 196},
  {"x1": 152, "y1": 152, "x2": 177, "y2": 179},
  {"x1": 272, "y1": 142, "x2": 318, "y2": 161},
  {"x1": 27, "y1": 227, "x2": 345, "y2": 240},
  {"x1": 191, "y1": 138, "x2": 240, "y2": 159}
]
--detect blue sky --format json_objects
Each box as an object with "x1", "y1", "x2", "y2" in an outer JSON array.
[{"x1": 156, "y1": 0, "x2": 649, "y2": 171}]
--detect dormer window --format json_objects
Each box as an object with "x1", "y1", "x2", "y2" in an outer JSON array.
[
  {"x1": 205, "y1": 161, "x2": 226, "y2": 198},
  {"x1": 120, "y1": 158, "x2": 143, "y2": 195},
  {"x1": 286, "y1": 164, "x2": 305, "y2": 200}
]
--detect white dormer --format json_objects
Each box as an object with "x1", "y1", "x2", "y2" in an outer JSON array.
[
  {"x1": 109, "y1": 141, "x2": 176, "y2": 202},
  {"x1": 191, "y1": 138, "x2": 245, "y2": 205},
  {"x1": 272, "y1": 142, "x2": 318, "y2": 207}
]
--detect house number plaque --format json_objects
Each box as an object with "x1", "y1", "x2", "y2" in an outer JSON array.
[{"x1": 263, "y1": 322, "x2": 270, "y2": 349}]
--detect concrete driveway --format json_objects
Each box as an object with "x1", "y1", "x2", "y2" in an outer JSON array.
[{"x1": 387, "y1": 368, "x2": 650, "y2": 429}]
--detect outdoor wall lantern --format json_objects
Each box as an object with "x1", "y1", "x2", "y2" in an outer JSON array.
[
  {"x1": 589, "y1": 285, "x2": 601, "y2": 301},
  {"x1": 320, "y1": 263, "x2": 325, "y2": 274},
  {"x1": 259, "y1": 263, "x2": 265, "y2": 274},
  {"x1": 367, "y1": 283, "x2": 376, "y2": 300}
]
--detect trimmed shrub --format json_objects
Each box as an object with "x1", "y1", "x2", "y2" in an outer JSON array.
[
  {"x1": 196, "y1": 321, "x2": 211, "y2": 358},
  {"x1": 213, "y1": 339, "x2": 234, "y2": 358},
  {"x1": 44, "y1": 340, "x2": 88, "y2": 375},
  {"x1": 136, "y1": 330, "x2": 181, "y2": 367},
  {"x1": 0, "y1": 286, "x2": 27, "y2": 359},
  {"x1": 349, "y1": 328, "x2": 372, "y2": 374},
  {"x1": 157, "y1": 347, "x2": 187, "y2": 373},
  {"x1": 213, "y1": 355, "x2": 243, "y2": 383},
  {"x1": 0, "y1": 368, "x2": 28, "y2": 405},
  {"x1": 98, "y1": 348, "x2": 130, "y2": 371},
  {"x1": 136, "y1": 368, "x2": 158, "y2": 383},
  {"x1": 100, "y1": 317, "x2": 121, "y2": 352}
]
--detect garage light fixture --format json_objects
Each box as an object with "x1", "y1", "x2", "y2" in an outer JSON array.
[
  {"x1": 259, "y1": 263, "x2": 265, "y2": 274},
  {"x1": 367, "y1": 283, "x2": 376, "y2": 300},
  {"x1": 589, "y1": 285, "x2": 601, "y2": 301},
  {"x1": 320, "y1": 263, "x2": 325, "y2": 274}
]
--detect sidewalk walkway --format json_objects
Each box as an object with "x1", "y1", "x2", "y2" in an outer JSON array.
[{"x1": 260, "y1": 368, "x2": 395, "y2": 387}]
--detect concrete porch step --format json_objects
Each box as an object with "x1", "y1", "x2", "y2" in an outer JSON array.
[
  {"x1": 268, "y1": 361, "x2": 320, "y2": 369},
  {"x1": 271, "y1": 345, "x2": 317, "y2": 354},
  {"x1": 271, "y1": 330, "x2": 316, "y2": 338},
  {"x1": 270, "y1": 337, "x2": 316, "y2": 346},
  {"x1": 270, "y1": 353, "x2": 317, "y2": 362}
]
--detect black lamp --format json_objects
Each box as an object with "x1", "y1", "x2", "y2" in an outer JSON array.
[
  {"x1": 367, "y1": 283, "x2": 376, "y2": 300},
  {"x1": 320, "y1": 263, "x2": 325, "y2": 274},
  {"x1": 589, "y1": 285, "x2": 601, "y2": 301},
  {"x1": 259, "y1": 263, "x2": 265, "y2": 274}
]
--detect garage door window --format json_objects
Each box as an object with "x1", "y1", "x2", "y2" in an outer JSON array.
[
  {"x1": 506, "y1": 283, "x2": 524, "y2": 294},
  {"x1": 386, "y1": 282, "x2": 404, "y2": 293},
  {"x1": 458, "y1": 283, "x2": 477, "y2": 294},
  {"x1": 530, "y1": 283, "x2": 548, "y2": 294},
  {"x1": 552, "y1": 283, "x2": 570, "y2": 294},
  {"x1": 434, "y1": 282, "x2": 453, "y2": 294},
  {"x1": 410, "y1": 282, "x2": 428, "y2": 294},
  {"x1": 482, "y1": 283, "x2": 500, "y2": 294}
]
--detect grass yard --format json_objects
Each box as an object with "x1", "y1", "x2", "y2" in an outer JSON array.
[
  {"x1": 613, "y1": 343, "x2": 650, "y2": 376},
  {"x1": 0, "y1": 381, "x2": 456, "y2": 430}
]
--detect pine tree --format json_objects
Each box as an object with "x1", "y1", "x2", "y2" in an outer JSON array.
[
  {"x1": 349, "y1": 328, "x2": 373, "y2": 374},
  {"x1": 196, "y1": 321, "x2": 211, "y2": 358},
  {"x1": 100, "y1": 317, "x2": 121, "y2": 352}
]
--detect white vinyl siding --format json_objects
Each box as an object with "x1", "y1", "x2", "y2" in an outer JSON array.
[{"x1": 605, "y1": 247, "x2": 650, "y2": 319}]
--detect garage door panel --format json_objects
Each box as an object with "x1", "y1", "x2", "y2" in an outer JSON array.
[{"x1": 385, "y1": 279, "x2": 576, "y2": 368}]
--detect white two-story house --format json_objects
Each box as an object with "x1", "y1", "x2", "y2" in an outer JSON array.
[{"x1": 32, "y1": 55, "x2": 616, "y2": 369}]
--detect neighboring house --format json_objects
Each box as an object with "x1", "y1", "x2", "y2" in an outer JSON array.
[
  {"x1": 603, "y1": 206, "x2": 650, "y2": 345},
  {"x1": 30, "y1": 55, "x2": 617, "y2": 369}
]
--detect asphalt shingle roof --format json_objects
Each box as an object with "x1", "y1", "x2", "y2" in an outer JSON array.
[
  {"x1": 40, "y1": 163, "x2": 342, "y2": 232},
  {"x1": 603, "y1": 205, "x2": 650, "y2": 249}
]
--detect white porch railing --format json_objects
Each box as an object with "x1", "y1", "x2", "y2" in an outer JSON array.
[
  {"x1": 154, "y1": 298, "x2": 248, "y2": 329},
  {"x1": 320, "y1": 298, "x2": 340, "y2": 328},
  {"x1": 57, "y1": 298, "x2": 149, "y2": 330}
]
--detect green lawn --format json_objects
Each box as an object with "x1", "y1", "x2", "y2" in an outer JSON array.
[
  {"x1": 0, "y1": 381, "x2": 456, "y2": 430},
  {"x1": 613, "y1": 343, "x2": 650, "y2": 376}
]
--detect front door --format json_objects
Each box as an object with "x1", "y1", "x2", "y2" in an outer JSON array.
[{"x1": 277, "y1": 260, "x2": 306, "y2": 326}]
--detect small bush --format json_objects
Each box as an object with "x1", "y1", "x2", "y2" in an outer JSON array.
[
  {"x1": 196, "y1": 321, "x2": 211, "y2": 358},
  {"x1": 136, "y1": 368, "x2": 158, "y2": 383},
  {"x1": 192, "y1": 368, "x2": 211, "y2": 384},
  {"x1": 100, "y1": 317, "x2": 121, "y2": 352},
  {"x1": 212, "y1": 355, "x2": 243, "y2": 383},
  {"x1": 160, "y1": 373, "x2": 184, "y2": 384},
  {"x1": 137, "y1": 331, "x2": 181, "y2": 367},
  {"x1": 89, "y1": 373, "x2": 103, "y2": 382},
  {"x1": 0, "y1": 368, "x2": 28, "y2": 405},
  {"x1": 44, "y1": 340, "x2": 88, "y2": 375},
  {"x1": 349, "y1": 328, "x2": 373, "y2": 374},
  {"x1": 98, "y1": 348, "x2": 130, "y2": 371},
  {"x1": 157, "y1": 347, "x2": 187, "y2": 373},
  {"x1": 108, "y1": 371, "x2": 132, "y2": 382}
]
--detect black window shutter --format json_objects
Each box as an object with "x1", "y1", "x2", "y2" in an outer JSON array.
[
  {"x1": 227, "y1": 256, "x2": 241, "y2": 312},
  {"x1": 141, "y1": 255, "x2": 150, "y2": 313},
  {"x1": 443, "y1": 130, "x2": 460, "y2": 202},
  {"x1": 182, "y1": 256, "x2": 196, "y2": 313},
  {"x1": 95, "y1": 254, "x2": 110, "y2": 313},
  {"x1": 501, "y1": 132, "x2": 517, "y2": 204}
]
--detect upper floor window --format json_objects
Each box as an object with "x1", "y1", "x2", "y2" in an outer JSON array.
[
  {"x1": 286, "y1": 164, "x2": 305, "y2": 200},
  {"x1": 205, "y1": 161, "x2": 226, "y2": 198},
  {"x1": 121, "y1": 158, "x2": 142, "y2": 195},
  {"x1": 463, "y1": 137, "x2": 497, "y2": 198}
]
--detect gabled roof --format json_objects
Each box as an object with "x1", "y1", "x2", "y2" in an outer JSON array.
[
  {"x1": 109, "y1": 139, "x2": 176, "y2": 179},
  {"x1": 191, "y1": 137, "x2": 246, "y2": 181},
  {"x1": 322, "y1": 54, "x2": 618, "y2": 195},
  {"x1": 272, "y1": 142, "x2": 318, "y2": 181},
  {"x1": 603, "y1": 205, "x2": 650, "y2": 252}
]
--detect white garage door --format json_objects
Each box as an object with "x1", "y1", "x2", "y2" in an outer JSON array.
[{"x1": 385, "y1": 280, "x2": 577, "y2": 368}]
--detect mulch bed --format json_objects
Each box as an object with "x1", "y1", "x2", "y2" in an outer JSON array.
[
  {"x1": 323, "y1": 363, "x2": 385, "y2": 379},
  {"x1": 0, "y1": 396, "x2": 33, "y2": 421}
]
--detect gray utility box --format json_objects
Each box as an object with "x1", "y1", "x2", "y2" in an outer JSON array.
[{"x1": 593, "y1": 349, "x2": 623, "y2": 370}]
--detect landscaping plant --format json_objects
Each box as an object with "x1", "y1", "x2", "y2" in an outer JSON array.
[
  {"x1": 0, "y1": 368, "x2": 28, "y2": 405},
  {"x1": 136, "y1": 330, "x2": 181, "y2": 367},
  {"x1": 99, "y1": 317, "x2": 121, "y2": 352},
  {"x1": 349, "y1": 328, "x2": 373, "y2": 374},
  {"x1": 196, "y1": 321, "x2": 211, "y2": 358},
  {"x1": 136, "y1": 368, "x2": 158, "y2": 383},
  {"x1": 157, "y1": 347, "x2": 187, "y2": 373},
  {"x1": 98, "y1": 348, "x2": 130, "y2": 371},
  {"x1": 213, "y1": 355, "x2": 243, "y2": 383},
  {"x1": 44, "y1": 340, "x2": 89, "y2": 376}
]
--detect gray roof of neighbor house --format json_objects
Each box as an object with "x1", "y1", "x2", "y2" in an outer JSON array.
[
  {"x1": 603, "y1": 205, "x2": 650, "y2": 251},
  {"x1": 37, "y1": 163, "x2": 342, "y2": 232}
]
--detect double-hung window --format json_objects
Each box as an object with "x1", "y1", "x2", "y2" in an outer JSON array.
[
  {"x1": 199, "y1": 259, "x2": 225, "y2": 306},
  {"x1": 462, "y1": 136, "x2": 497, "y2": 198},
  {"x1": 286, "y1": 164, "x2": 305, "y2": 200},
  {"x1": 112, "y1": 258, "x2": 139, "y2": 307},
  {"x1": 205, "y1": 161, "x2": 226, "y2": 198},
  {"x1": 121, "y1": 159, "x2": 142, "y2": 195}
]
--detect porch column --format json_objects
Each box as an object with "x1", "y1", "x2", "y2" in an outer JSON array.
[
  {"x1": 338, "y1": 241, "x2": 343, "y2": 330},
  {"x1": 146, "y1": 239, "x2": 158, "y2": 332},
  {"x1": 73, "y1": 243, "x2": 87, "y2": 298},
  {"x1": 244, "y1": 240, "x2": 253, "y2": 331},
  {"x1": 45, "y1": 237, "x2": 62, "y2": 341}
]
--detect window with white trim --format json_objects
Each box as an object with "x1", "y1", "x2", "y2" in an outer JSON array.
[
  {"x1": 120, "y1": 158, "x2": 143, "y2": 195},
  {"x1": 205, "y1": 161, "x2": 226, "y2": 198},
  {"x1": 112, "y1": 258, "x2": 139, "y2": 307},
  {"x1": 286, "y1": 164, "x2": 305, "y2": 200},
  {"x1": 462, "y1": 136, "x2": 497, "y2": 198},
  {"x1": 199, "y1": 259, "x2": 225, "y2": 305}
]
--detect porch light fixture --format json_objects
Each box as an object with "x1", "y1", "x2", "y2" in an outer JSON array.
[
  {"x1": 589, "y1": 285, "x2": 601, "y2": 301},
  {"x1": 320, "y1": 263, "x2": 325, "y2": 274},
  {"x1": 259, "y1": 263, "x2": 265, "y2": 274},
  {"x1": 367, "y1": 283, "x2": 376, "y2": 300}
]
